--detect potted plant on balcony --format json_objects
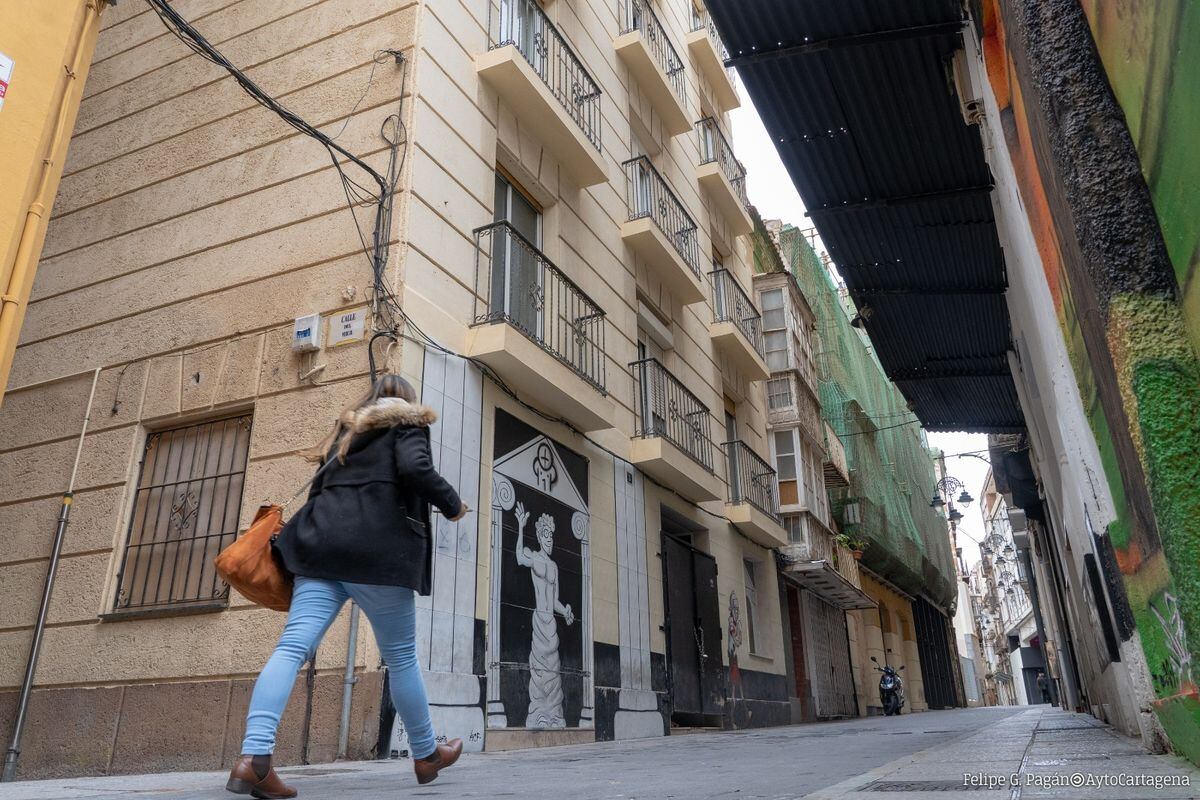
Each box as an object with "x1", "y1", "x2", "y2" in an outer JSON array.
[{"x1": 848, "y1": 537, "x2": 868, "y2": 561}]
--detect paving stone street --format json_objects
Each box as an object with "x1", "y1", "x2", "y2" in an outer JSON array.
[{"x1": 0, "y1": 707, "x2": 1195, "y2": 800}]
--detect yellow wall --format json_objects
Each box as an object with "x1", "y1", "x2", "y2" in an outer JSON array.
[
  {"x1": 855, "y1": 573, "x2": 927, "y2": 714},
  {"x1": 0, "y1": 0, "x2": 100, "y2": 401}
]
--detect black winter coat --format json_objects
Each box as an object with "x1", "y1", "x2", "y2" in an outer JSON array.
[{"x1": 275, "y1": 398, "x2": 462, "y2": 594}]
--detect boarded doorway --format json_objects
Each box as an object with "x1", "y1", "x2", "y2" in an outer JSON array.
[
  {"x1": 661, "y1": 515, "x2": 723, "y2": 727},
  {"x1": 801, "y1": 591, "x2": 857, "y2": 718}
]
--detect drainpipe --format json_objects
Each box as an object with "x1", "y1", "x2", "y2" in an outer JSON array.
[
  {"x1": 2, "y1": 368, "x2": 101, "y2": 782},
  {"x1": 336, "y1": 603, "x2": 361, "y2": 760},
  {"x1": 0, "y1": 0, "x2": 107, "y2": 406}
]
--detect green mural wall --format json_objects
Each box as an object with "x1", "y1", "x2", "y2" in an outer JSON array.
[
  {"x1": 1082, "y1": 0, "x2": 1200, "y2": 758},
  {"x1": 1083, "y1": 0, "x2": 1200, "y2": 356},
  {"x1": 983, "y1": 0, "x2": 1200, "y2": 762}
]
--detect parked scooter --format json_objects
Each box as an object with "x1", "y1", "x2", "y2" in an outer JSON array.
[{"x1": 870, "y1": 656, "x2": 905, "y2": 716}]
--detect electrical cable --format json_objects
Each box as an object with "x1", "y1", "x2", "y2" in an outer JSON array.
[{"x1": 143, "y1": 0, "x2": 408, "y2": 337}]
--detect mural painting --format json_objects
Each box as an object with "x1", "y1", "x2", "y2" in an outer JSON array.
[
  {"x1": 983, "y1": 0, "x2": 1200, "y2": 761},
  {"x1": 727, "y1": 592, "x2": 750, "y2": 729},
  {"x1": 486, "y1": 409, "x2": 593, "y2": 730}
]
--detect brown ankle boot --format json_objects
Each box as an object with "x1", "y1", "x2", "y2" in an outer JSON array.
[
  {"x1": 226, "y1": 754, "x2": 297, "y2": 798},
  {"x1": 413, "y1": 738, "x2": 463, "y2": 785}
]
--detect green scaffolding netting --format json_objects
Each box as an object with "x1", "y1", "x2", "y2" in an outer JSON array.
[{"x1": 770, "y1": 223, "x2": 956, "y2": 608}]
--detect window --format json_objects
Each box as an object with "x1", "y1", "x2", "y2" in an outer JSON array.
[
  {"x1": 773, "y1": 430, "x2": 796, "y2": 480},
  {"x1": 743, "y1": 559, "x2": 760, "y2": 654},
  {"x1": 782, "y1": 513, "x2": 807, "y2": 544},
  {"x1": 113, "y1": 415, "x2": 253, "y2": 612},
  {"x1": 767, "y1": 376, "x2": 793, "y2": 410},
  {"x1": 760, "y1": 291, "x2": 788, "y2": 372},
  {"x1": 774, "y1": 429, "x2": 798, "y2": 507},
  {"x1": 764, "y1": 331, "x2": 788, "y2": 372},
  {"x1": 492, "y1": 171, "x2": 543, "y2": 334},
  {"x1": 760, "y1": 288, "x2": 785, "y2": 330}
]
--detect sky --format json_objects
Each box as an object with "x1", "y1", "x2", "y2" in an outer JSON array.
[{"x1": 730, "y1": 88, "x2": 993, "y2": 569}]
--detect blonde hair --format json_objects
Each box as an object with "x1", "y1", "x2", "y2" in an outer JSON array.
[{"x1": 305, "y1": 373, "x2": 417, "y2": 464}]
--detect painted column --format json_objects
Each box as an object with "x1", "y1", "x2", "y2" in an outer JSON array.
[
  {"x1": 392, "y1": 351, "x2": 486, "y2": 753},
  {"x1": 612, "y1": 457, "x2": 663, "y2": 738}
]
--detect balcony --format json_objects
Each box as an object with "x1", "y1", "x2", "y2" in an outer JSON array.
[
  {"x1": 614, "y1": 0, "x2": 690, "y2": 136},
  {"x1": 686, "y1": 5, "x2": 739, "y2": 112},
  {"x1": 477, "y1": 0, "x2": 608, "y2": 187},
  {"x1": 710, "y1": 269, "x2": 769, "y2": 380},
  {"x1": 823, "y1": 423, "x2": 850, "y2": 488},
  {"x1": 467, "y1": 221, "x2": 616, "y2": 432},
  {"x1": 630, "y1": 357, "x2": 724, "y2": 502},
  {"x1": 778, "y1": 514, "x2": 875, "y2": 609},
  {"x1": 724, "y1": 441, "x2": 787, "y2": 548},
  {"x1": 696, "y1": 118, "x2": 752, "y2": 236},
  {"x1": 621, "y1": 156, "x2": 705, "y2": 304}
]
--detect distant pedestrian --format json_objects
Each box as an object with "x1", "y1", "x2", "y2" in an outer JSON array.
[
  {"x1": 1036, "y1": 671, "x2": 1050, "y2": 704},
  {"x1": 226, "y1": 374, "x2": 468, "y2": 798}
]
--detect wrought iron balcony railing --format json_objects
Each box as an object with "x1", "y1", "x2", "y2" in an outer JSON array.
[
  {"x1": 487, "y1": 0, "x2": 603, "y2": 152},
  {"x1": 710, "y1": 268, "x2": 764, "y2": 357},
  {"x1": 473, "y1": 221, "x2": 607, "y2": 393},
  {"x1": 623, "y1": 156, "x2": 701, "y2": 277},
  {"x1": 618, "y1": 0, "x2": 687, "y2": 105},
  {"x1": 696, "y1": 117, "x2": 748, "y2": 209},
  {"x1": 690, "y1": 4, "x2": 730, "y2": 62},
  {"x1": 725, "y1": 440, "x2": 780, "y2": 519},
  {"x1": 630, "y1": 357, "x2": 714, "y2": 471}
]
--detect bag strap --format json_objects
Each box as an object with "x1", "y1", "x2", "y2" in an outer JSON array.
[{"x1": 281, "y1": 457, "x2": 337, "y2": 510}]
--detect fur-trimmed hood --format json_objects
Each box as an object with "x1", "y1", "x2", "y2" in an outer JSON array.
[{"x1": 341, "y1": 397, "x2": 437, "y2": 432}]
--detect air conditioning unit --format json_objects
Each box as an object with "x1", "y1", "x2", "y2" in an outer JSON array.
[
  {"x1": 951, "y1": 49, "x2": 984, "y2": 125},
  {"x1": 1007, "y1": 508, "x2": 1028, "y2": 532}
]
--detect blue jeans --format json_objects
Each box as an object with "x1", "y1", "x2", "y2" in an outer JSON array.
[{"x1": 241, "y1": 576, "x2": 436, "y2": 759}]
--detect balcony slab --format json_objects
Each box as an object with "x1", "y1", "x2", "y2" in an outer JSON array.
[
  {"x1": 614, "y1": 31, "x2": 691, "y2": 136},
  {"x1": 630, "y1": 436, "x2": 723, "y2": 503},
  {"x1": 620, "y1": 217, "x2": 705, "y2": 305},
  {"x1": 476, "y1": 45, "x2": 609, "y2": 187},
  {"x1": 725, "y1": 502, "x2": 787, "y2": 549},
  {"x1": 686, "y1": 28, "x2": 739, "y2": 112},
  {"x1": 466, "y1": 323, "x2": 615, "y2": 432},
  {"x1": 778, "y1": 551, "x2": 877, "y2": 610},
  {"x1": 697, "y1": 161, "x2": 753, "y2": 236},
  {"x1": 709, "y1": 320, "x2": 769, "y2": 381}
]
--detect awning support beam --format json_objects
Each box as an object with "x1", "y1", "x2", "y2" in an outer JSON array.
[
  {"x1": 725, "y1": 19, "x2": 967, "y2": 67},
  {"x1": 806, "y1": 183, "x2": 994, "y2": 217},
  {"x1": 850, "y1": 286, "x2": 1008, "y2": 296}
]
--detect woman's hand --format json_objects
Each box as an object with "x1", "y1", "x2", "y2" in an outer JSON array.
[{"x1": 449, "y1": 502, "x2": 470, "y2": 521}]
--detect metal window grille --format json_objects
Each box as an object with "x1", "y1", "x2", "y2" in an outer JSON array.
[
  {"x1": 696, "y1": 118, "x2": 749, "y2": 210},
  {"x1": 487, "y1": 0, "x2": 603, "y2": 151},
  {"x1": 725, "y1": 440, "x2": 781, "y2": 519},
  {"x1": 622, "y1": 156, "x2": 701, "y2": 277},
  {"x1": 472, "y1": 220, "x2": 608, "y2": 393},
  {"x1": 689, "y1": 3, "x2": 731, "y2": 63},
  {"x1": 630, "y1": 356, "x2": 714, "y2": 471},
  {"x1": 618, "y1": 0, "x2": 687, "y2": 103},
  {"x1": 710, "y1": 268, "x2": 764, "y2": 358},
  {"x1": 113, "y1": 415, "x2": 253, "y2": 612}
]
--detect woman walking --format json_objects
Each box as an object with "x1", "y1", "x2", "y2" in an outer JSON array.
[{"x1": 226, "y1": 374, "x2": 467, "y2": 798}]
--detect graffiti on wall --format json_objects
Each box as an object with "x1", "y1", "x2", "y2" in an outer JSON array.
[{"x1": 982, "y1": 0, "x2": 1200, "y2": 761}]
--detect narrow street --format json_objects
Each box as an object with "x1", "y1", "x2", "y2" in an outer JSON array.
[{"x1": 1, "y1": 707, "x2": 1196, "y2": 800}]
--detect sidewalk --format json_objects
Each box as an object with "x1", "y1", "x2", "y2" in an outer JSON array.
[
  {"x1": 0, "y1": 706, "x2": 1194, "y2": 799},
  {"x1": 808, "y1": 706, "x2": 1200, "y2": 800}
]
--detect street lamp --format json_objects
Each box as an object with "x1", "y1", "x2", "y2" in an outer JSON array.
[{"x1": 931, "y1": 475, "x2": 972, "y2": 509}]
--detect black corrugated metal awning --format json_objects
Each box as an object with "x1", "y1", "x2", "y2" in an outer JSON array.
[{"x1": 709, "y1": 0, "x2": 1024, "y2": 432}]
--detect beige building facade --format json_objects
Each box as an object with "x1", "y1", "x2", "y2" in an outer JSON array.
[{"x1": 0, "y1": 0, "x2": 790, "y2": 779}]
